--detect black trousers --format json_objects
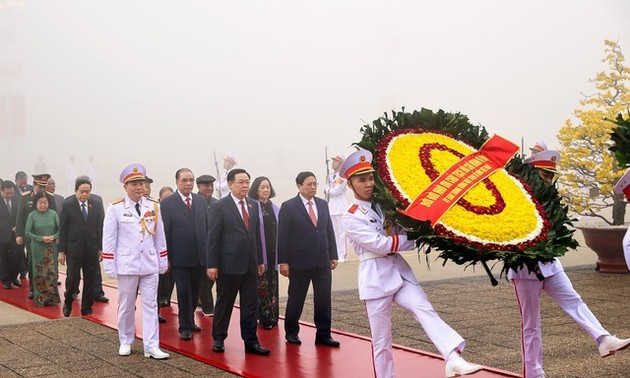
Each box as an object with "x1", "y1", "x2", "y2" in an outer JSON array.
[
  {"x1": 284, "y1": 266, "x2": 332, "y2": 339},
  {"x1": 64, "y1": 252, "x2": 100, "y2": 311},
  {"x1": 212, "y1": 272, "x2": 259, "y2": 346},
  {"x1": 0, "y1": 238, "x2": 21, "y2": 283},
  {"x1": 172, "y1": 265, "x2": 203, "y2": 332},
  {"x1": 198, "y1": 270, "x2": 215, "y2": 313},
  {"x1": 158, "y1": 270, "x2": 174, "y2": 304}
]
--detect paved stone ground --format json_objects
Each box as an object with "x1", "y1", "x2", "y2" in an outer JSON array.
[{"x1": 1, "y1": 265, "x2": 629, "y2": 377}]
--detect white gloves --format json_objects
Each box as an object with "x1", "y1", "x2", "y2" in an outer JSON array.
[{"x1": 105, "y1": 270, "x2": 117, "y2": 279}]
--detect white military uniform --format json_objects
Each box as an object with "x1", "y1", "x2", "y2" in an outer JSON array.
[
  {"x1": 102, "y1": 195, "x2": 168, "y2": 352},
  {"x1": 325, "y1": 171, "x2": 348, "y2": 261},
  {"x1": 218, "y1": 171, "x2": 230, "y2": 199},
  {"x1": 511, "y1": 142, "x2": 612, "y2": 378},
  {"x1": 624, "y1": 226, "x2": 630, "y2": 270},
  {"x1": 616, "y1": 169, "x2": 630, "y2": 271},
  {"x1": 508, "y1": 260, "x2": 609, "y2": 378},
  {"x1": 343, "y1": 199, "x2": 465, "y2": 378}
]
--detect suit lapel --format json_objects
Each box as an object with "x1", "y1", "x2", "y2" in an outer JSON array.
[
  {"x1": 296, "y1": 195, "x2": 316, "y2": 227},
  {"x1": 174, "y1": 191, "x2": 194, "y2": 221},
  {"x1": 229, "y1": 196, "x2": 250, "y2": 231}
]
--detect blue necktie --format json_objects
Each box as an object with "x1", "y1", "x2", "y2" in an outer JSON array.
[{"x1": 81, "y1": 203, "x2": 88, "y2": 221}]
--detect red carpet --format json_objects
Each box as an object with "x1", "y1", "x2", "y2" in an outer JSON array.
[{"x1": 0, "y1": 275, "x2": 519, "y2": 378}]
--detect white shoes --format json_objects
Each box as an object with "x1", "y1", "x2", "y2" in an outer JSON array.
[
  {"x1": 144, "y1": 347, "x2": 170, "y2": 359},
  {"x1": 118, "y1": 344, "x2": 132, "y2": 356},
  {"x1": 598, "y1": 335, "x2": 630, "y2": 357},
  {"x1": 445, "y1": 355, "x2": 482, "y2": 377}
]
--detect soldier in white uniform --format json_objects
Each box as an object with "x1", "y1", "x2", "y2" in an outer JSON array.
[
  {"x1": 340, "y1": 149, "x2": 481, "y2": 378},
  {"x1": 325, "y1": 152, "x2": 348, "y2": 261},
  {"x1": 616, "y1": 169, "x2": 630, "y2": 271},
  {"x1": 510, "y1": 143, "x2": 630, "y2": 378},
  {"x1": 102, "y1": 164, "x2": 170, "y2": 359},
  {"x1": 218, "y1": 153, "x2": 237, "y2": 199}
]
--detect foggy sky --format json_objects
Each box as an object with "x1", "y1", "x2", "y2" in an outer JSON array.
[{"x1": 1, "y1": 0, "x2": 629, "y2": 202}]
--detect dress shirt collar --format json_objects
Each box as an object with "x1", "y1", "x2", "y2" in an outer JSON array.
[{"x1": 178, "y1": 190, "x2": 192, "y2": 204}]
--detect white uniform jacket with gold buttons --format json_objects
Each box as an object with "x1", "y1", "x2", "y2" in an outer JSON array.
[
  {"x1": 342, "y1": 199, "x2": 417, "y2": 300},
  {"x1": 102, "y1": 196, "x2": 168, "y2": 276}
]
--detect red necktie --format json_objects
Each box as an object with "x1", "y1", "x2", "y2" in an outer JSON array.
[
  {"x1": 239, "y1": 200, "x2": 250, "y2": 230},
  {"x1": 186, "y1": 197, "x2": 192, "y2": 209},
  {"x1": 307, "y1": 201, "x2": 317, "y2": 226}
]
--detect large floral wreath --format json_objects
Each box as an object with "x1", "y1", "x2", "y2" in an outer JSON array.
[{"x1": 355, "y1": 108, "x2": 578, "y2": 279}]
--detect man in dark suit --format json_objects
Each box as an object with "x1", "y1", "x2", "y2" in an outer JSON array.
[
  {"x1": 278, "y1": 171, "x2": 340, "y2": 347},
  {"x1": 196, "y1": 174, "x2": 217, "y2": 316},
  {"x1": 207, "y1": 168, "x2": 270, "y2": 356},
  {"x1": 58, "y1": 176, "x2": 104, "y2": 317},
  {"x1": 161, "y1": 168, "x2": 209, "y2": 340},
  {"x1": 14, "y1": 171, "x2": 32, "y2": 195},
  {"x1": 0, "y1": 180, "x2": 21, "y2": 289}
]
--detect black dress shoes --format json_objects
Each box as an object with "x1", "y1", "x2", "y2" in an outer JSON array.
[
  {"x1": 285, "y1": 334, "x2": 302, "y2": 344},
  {"x1": 212, "y1": 340, "x2": 225, "y2": 353},
  {"x1": 245, "y1": 343, "x2": 271, "y2": 356},
  {"x1": 28, "y1": 292, "x2": 33, "y2": 299},
  {"x1": 95, "y1": 295, "x2": 109, "y2": 303},
  {"x1": 315, "y1": 337, "x2": 341, "y2": 347},
  {"x1": 12, "y1": 279, "x2": 21, "y2": 287},
  {"x1": 179, "y1": 329, "x2": 192, "y2": 340},
  {"x1": 2, "y1": 282, "x2": 11, "y2": 290},
  {"x1": 62, "y1": 302, "x2": 72, "y2": 317},
  {"x1": 191, "y1": 325, "x2": 202, "y2": 332},
  {"x1": 81, "y1": 308, "x2": 93, "y2": 316},
  {"x1": 158, "y1": 315, "x2": 166, "y2": 324}
]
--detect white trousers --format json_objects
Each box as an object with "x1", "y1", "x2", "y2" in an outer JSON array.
[
  {"x1": 364, "y1": 280, "x2": 465, "y2": 378},
  {"x1": 117, "y1": 274, "x2": 160, "y2": 351},
  {"x1": 512, "y1": 272, "x2": 608, "y2": 378},
  {"x1": 331, "y1": 214, "x2": 347, "y2": 260}
]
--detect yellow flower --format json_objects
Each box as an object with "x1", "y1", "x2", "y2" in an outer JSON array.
[{"x1": 385, "y1": 132, "x2": 545, "y2": 246}]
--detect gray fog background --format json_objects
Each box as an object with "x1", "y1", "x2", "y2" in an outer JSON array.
[{"x1": 1, "y1": 0, "x2": 628, "y2": 203}]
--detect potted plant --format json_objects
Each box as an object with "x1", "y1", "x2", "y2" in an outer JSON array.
[{"x1": 557, "y1": 40, "x2": 630, "y2": 273}]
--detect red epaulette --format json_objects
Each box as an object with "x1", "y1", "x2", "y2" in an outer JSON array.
[{"x1": 348, "y1": 204, "x2": 359, "y2": 214}]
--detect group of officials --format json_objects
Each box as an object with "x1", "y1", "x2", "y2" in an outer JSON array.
[
  {"x1": 101, "y1": 161, "x2": 342, "y2": 361},
  {"x1": 4, "y1": 142, "x2": 630, "y2": 378},
  {"x1": 0, "y1": 172, "x2": 109, "y2": 314}
]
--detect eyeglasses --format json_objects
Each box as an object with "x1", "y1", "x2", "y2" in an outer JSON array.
[{"x1": 302, "y1": 182, "x2": 319, "y2": 188}]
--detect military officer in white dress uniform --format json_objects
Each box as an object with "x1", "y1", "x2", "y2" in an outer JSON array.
[
  {"x1": 510, "y1": 143, "x2": 630, "y2": 378},
  {"x1": 340, "y1": 149, "x2": 481, "y2": 378},
  {"x1": 218, "y1": 153, "x2": 237, "y2": 198},
  {"x1": 325, "y1": 152, "x2": 348, "y2": 261},
  {"x1": 102, "y1": 164, "x2": 170, "y2": 359},
  {"x1": 617, "y1": 169, "x2": 630, "y2": 271}
]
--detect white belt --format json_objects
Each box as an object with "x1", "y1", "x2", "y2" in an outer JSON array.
[{"x1": 360, "y1": 251, "x2": 395, "y2": 262}]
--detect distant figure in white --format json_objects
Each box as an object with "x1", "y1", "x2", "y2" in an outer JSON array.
[
  {"x1": 64, "y1": 155, "x2": 79, "y2": 196},
  {"x1": 84, "y1": 155, "x2": 99, "y2": 190},
  {"x1": 325, "y1": 153, "x2": 348, "y2": 262},
  {"x1": 218, "y1": 153, "x2": 237, "y2": 198},
  {"x1": 34, "y1": 155, "x2": 47, "y2": 175}
]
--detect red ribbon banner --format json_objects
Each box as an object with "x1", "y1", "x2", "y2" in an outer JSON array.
[{"x1": 400, "y1": 134, "x2": 519, "y2": 226}]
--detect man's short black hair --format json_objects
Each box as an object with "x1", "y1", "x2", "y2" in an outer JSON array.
[
  {"x1": 75, "y1": 176, "x2": 92, "y2": 191},
  {"x1": 15, "y1": 171, "x2": 27, "y2": 180},
  {"x1": 1, "y1": 180, "x2": 15, "y2": 191},
  {"x1": 295, "y1": 171, "x2": 315, "y2": 185},
  {"x1": 227, "y1": 168, "x2": 249, "y2": 182}
]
